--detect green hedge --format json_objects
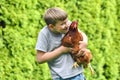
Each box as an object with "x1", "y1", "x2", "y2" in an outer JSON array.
[{"x1": 0, "y1": 0, "x2": 120, "y2": 80}]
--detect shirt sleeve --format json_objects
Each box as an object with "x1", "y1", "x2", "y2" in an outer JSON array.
[{"x1": 35, "y1": 32, "x2": 48, "y2": 52}]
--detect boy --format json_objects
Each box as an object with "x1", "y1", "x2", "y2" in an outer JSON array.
[{"x1": 35, "y1": 7, "x2": 87, "y2": 80}]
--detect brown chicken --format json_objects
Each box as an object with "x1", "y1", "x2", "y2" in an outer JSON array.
[{"x1": 61, "y1": 21, "x2": 94, "y2": 74}]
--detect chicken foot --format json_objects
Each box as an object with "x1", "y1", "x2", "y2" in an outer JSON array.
[
  {"x1": 72, "y1": 62, "x2": 95, "y2": 75},
  {"x1": 73, "y1": 62, "x2": 79, "y2": 68},
  {"x1": 88, "y1": 63, "x2": 95, "y2": 75}
]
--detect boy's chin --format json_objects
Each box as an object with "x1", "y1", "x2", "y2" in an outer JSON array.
[
  {"x1": 65, "y1": 30, "x2": 68, "y2": 33},
  {"x1": 60, "y1": 29, "x2": 68, "y2": 34}
]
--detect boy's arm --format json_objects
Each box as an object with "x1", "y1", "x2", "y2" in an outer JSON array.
[
  {"x1": 76, "y1": 30, "x2": 88, "y2": 56},
  {"x1": 36, "y1": 46, "x2": 70, "y2": 64},
  {"x1": 78, "y1": 30, "x2": 88, "y2": 48},
  {"x1": 81, "y1": 31, "x2": 88, "y2": 44}
]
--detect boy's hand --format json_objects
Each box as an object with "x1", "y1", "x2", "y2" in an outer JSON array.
[
  {"x1": 76, "y1": 48, "x2": 86, "y2": 57},
  {"x1": 60, "y1": 46, "x2": 71, "y2": 54},
  {"x1": 76, "y1": 41, "x2": 87, "y2": 57}
]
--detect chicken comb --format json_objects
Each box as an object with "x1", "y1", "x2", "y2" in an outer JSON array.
[{"x1": 69, "y1": 21, "x2": 78, "y2": 30}]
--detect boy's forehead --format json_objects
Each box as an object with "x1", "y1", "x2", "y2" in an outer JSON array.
[{"x1": 58, "y1": 18, "x2": 68, "y2": 23}]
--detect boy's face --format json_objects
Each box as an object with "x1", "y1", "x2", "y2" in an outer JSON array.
[{"x1": 50, "y1": 18, "x2": 70, "y2": 34}]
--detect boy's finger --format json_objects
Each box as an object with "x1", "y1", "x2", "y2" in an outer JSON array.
[{"x1": 76, "y1": 50, "x2": 85, "y2": 57}]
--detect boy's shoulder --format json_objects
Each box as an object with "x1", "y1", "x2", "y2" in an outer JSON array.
[
  {"x1": 40, "y1": 26, "x2": 48, "y2": 31},
  {"x1": 40, "y1": 26, "x2": 49, "y2": 34}
]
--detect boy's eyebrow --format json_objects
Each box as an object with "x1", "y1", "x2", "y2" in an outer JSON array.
[
  {"x1": 61, "y1": 21, "x2": 67, "y2": 24},
  {"x1": 63, "y1": 19, "x2": 68, "y2": 23},
  {"x1": 60, "y1": 18, "x2": 68, "y2": 24}
]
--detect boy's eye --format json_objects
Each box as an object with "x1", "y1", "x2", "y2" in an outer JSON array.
[{"x1": 61, "y1": 22, "x2": 66, "y2": 25}]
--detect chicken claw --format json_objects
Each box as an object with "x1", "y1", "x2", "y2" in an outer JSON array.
[
  {"x1": 88, "y1": 63, "x2": 95, "y2": 75},
  {"x1": 73, "y1": 62, "x2": 79, "y2": 68}
]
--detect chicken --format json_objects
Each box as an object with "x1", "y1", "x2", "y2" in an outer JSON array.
[{"x1": 61, "y1": 21, "x2": 94, "y2": 74}]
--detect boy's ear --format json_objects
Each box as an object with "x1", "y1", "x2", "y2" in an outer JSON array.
[{"x1": 48, "y1": 24, "x2": 54, "y2": 31}]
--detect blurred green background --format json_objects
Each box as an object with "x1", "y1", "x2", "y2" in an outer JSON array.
[{"x1": 0, "y1": 0, "x2": 120, "y2": 80}]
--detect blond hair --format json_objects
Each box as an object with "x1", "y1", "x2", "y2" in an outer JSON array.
[{"x1": 43, "y1": 7, "x2": 68, "y2": 25}]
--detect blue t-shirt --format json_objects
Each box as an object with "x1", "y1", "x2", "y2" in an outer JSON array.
[{"x1": 35, "y1": 26, "x2": 84, "y2": 79}]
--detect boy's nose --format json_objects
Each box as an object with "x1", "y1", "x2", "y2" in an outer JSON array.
[{"x1": 67, "y1": 20, "x2": 72, "y2": 27}]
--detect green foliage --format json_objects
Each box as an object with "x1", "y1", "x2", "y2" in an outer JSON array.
[{"x1": 0, "y1": 0, "x2": 120, "y2": 80}]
